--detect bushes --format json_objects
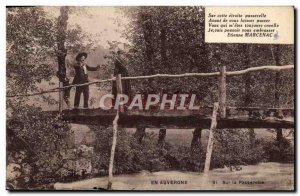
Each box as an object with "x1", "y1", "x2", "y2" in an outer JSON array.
[
  {"x1": 92, "y1": 128, "x2": 234, "y2": 174},
  {"x1": 8, "y1": 122, "x2": 294, "y2": 188},
  {"x1": 211, "y1": 129, "x2": 264, "y2": 169},
  {"x1": 90, "y1": 127, "x2": 293, "y2": 175},
  {"x1": 7, "y1": 104, "x2": 70, "y2": 189},
  {"x1": 263, "y1": 137, "x2": 294, "y2": 163},
  {"x1": 172, "y1": 145, "x2": 205, "y2": 172},
  {"x1": 91, "y1": 127, "x2": 171, "y2": 174}
]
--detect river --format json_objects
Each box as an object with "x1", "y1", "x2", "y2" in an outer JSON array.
[{"x1": 54, "y1": 162, "x2": 294, "y2": 190}]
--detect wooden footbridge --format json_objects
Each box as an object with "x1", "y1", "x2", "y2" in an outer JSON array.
[
  {"x1": 57, "y1": 64, "x2": 294, "y2": 189},
  {"x1": 58, "y1": 106, "x2": 294, "y2": 129},
  {"x1": 8, "y1": 64, "x2": 295, "y2": 189},
  {"x1": 9, "y1": 64, "x2": 294, "y2": 130},
  {"x1": 45, "y1": 64, "x2": 294, "y2": 130}
]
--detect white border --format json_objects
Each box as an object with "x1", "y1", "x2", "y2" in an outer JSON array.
[{"x1": 1, "y1": 1, "x2": 299, "y2": 196}]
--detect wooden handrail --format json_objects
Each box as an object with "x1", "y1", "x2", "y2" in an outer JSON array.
[{"x1": 7, "y1": 65, "x2": 294, "y2": 98}]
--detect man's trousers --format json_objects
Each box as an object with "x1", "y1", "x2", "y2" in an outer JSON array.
[{"x1": 74, "y1": 85, "x2": 89, "y2": 108}]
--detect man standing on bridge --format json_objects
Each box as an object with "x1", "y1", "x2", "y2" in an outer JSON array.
[{"x1": 73, "y1": 52, "x2": 100, "y2": 109}]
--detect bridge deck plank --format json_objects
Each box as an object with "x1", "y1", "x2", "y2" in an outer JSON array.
[{"x1": 47, "y1": 107, "x2": 294, "y2": 129}]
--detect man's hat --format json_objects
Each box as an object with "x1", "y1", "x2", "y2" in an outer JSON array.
[{"x1": 76, "y1": 52, "x2": 88, "y2": 61}]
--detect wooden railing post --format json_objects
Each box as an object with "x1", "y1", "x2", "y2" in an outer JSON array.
[
  {"x1": 116, "y1": 74, "x2": 124, "y2": 112},
  {"x1": 107, "y1": 74, "x2": 122, "y2": 190},
  {"x1": 107, "y1": 110, "x2": 119, "y2": 190},
  {"x1": 59, "y1": 82, "x2": 63, "y2": 112},
  {"x1": 218, "y1": 65, "x2": 226, "y2": 118},
  {"x1": 203, "y1": 102, "x2": 219, "y2": 175}
]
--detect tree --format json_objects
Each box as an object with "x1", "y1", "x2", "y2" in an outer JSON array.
[
  {"x1": 122, "y1": 6, "x2": 209, "y2": 95},
  {"x1": 7, "y1": 7, "x2": 56, "y2": 96},
  {"x1": 121, "y1": 7, "x2": 294, "y2": 158},
  {"x1": 6, "y1": 6, "x2": 101, "y2": 188},
  {"x1": 6, "y1": 7, "x2": 66, "y2": 188}
]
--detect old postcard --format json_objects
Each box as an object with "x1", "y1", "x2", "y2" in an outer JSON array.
[{"x1": 6, "y1": 6, "x2": 294, "y2": 191}]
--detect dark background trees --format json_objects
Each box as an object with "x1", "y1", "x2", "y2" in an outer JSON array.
[
  {"x1": 115, "y1": 6, "x2": 294, "y2": 172},
  {"x1": 6, "y1": 6, "x2": 294, "y2": 188},
  {"x1": 120, "y1": 6, "x2": 294, "y2": 108}
]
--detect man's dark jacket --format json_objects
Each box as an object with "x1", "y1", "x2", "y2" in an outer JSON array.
[{"x1": 72, "y1": 63, "x2": 98, "y2": 84}]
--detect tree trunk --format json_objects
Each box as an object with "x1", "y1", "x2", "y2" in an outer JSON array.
[
  {"x1": 57, "y1": 7, "x2": 70, "y2": 107},
  {"x1": 57, "y1": 7, "x2": 68, "y2": 74},
  {"x1": 140, "y1": 9, "x2": 155, "y2": 90}
]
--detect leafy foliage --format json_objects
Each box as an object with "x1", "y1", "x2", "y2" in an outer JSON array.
[
  {"x1": 120, "y1": 7, "x2": 294, "y2": 107},
  {"x1": 263, "y1": 137, "x2": 294, "y2": 163},
  {"x1": 92, "y1": 127, "x2": 171, "y2": 175},
  {"x1": 212, "y1": 129, "x2": 264, "y2": 169},
  {"x1": 7, "y1": 7, "x2": 56, "y2": 95},
  {"x1": 91, "y1": 126, "x2": 292, "y2": 175},
  {"x1": 7, "y1": 104, "x2": 69, "y2": 187},
  {"x1": 6, "y1": 7, "x2": 100, "y2": 188}
]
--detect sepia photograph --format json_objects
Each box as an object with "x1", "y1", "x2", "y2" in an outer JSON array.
[{"x1": 6, "y1": 6, "x2": 294, "y2": 191}]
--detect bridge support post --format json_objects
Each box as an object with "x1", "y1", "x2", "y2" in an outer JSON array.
[
  {"x1": 107, "y1": 74, "x2": 122, "y2": 190},
  {"x1": 134, "y1": 126, "x2": 146, "y2": 143},
  {"x1": 158, "y1": 129, "x2": 166, "y2": 147},
  {"x1": 191, "y1": 128, "x2": 202, "y2": 150},
  {"x1": 203, "y1": 102, "x2": 219, "y2": 175}
]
